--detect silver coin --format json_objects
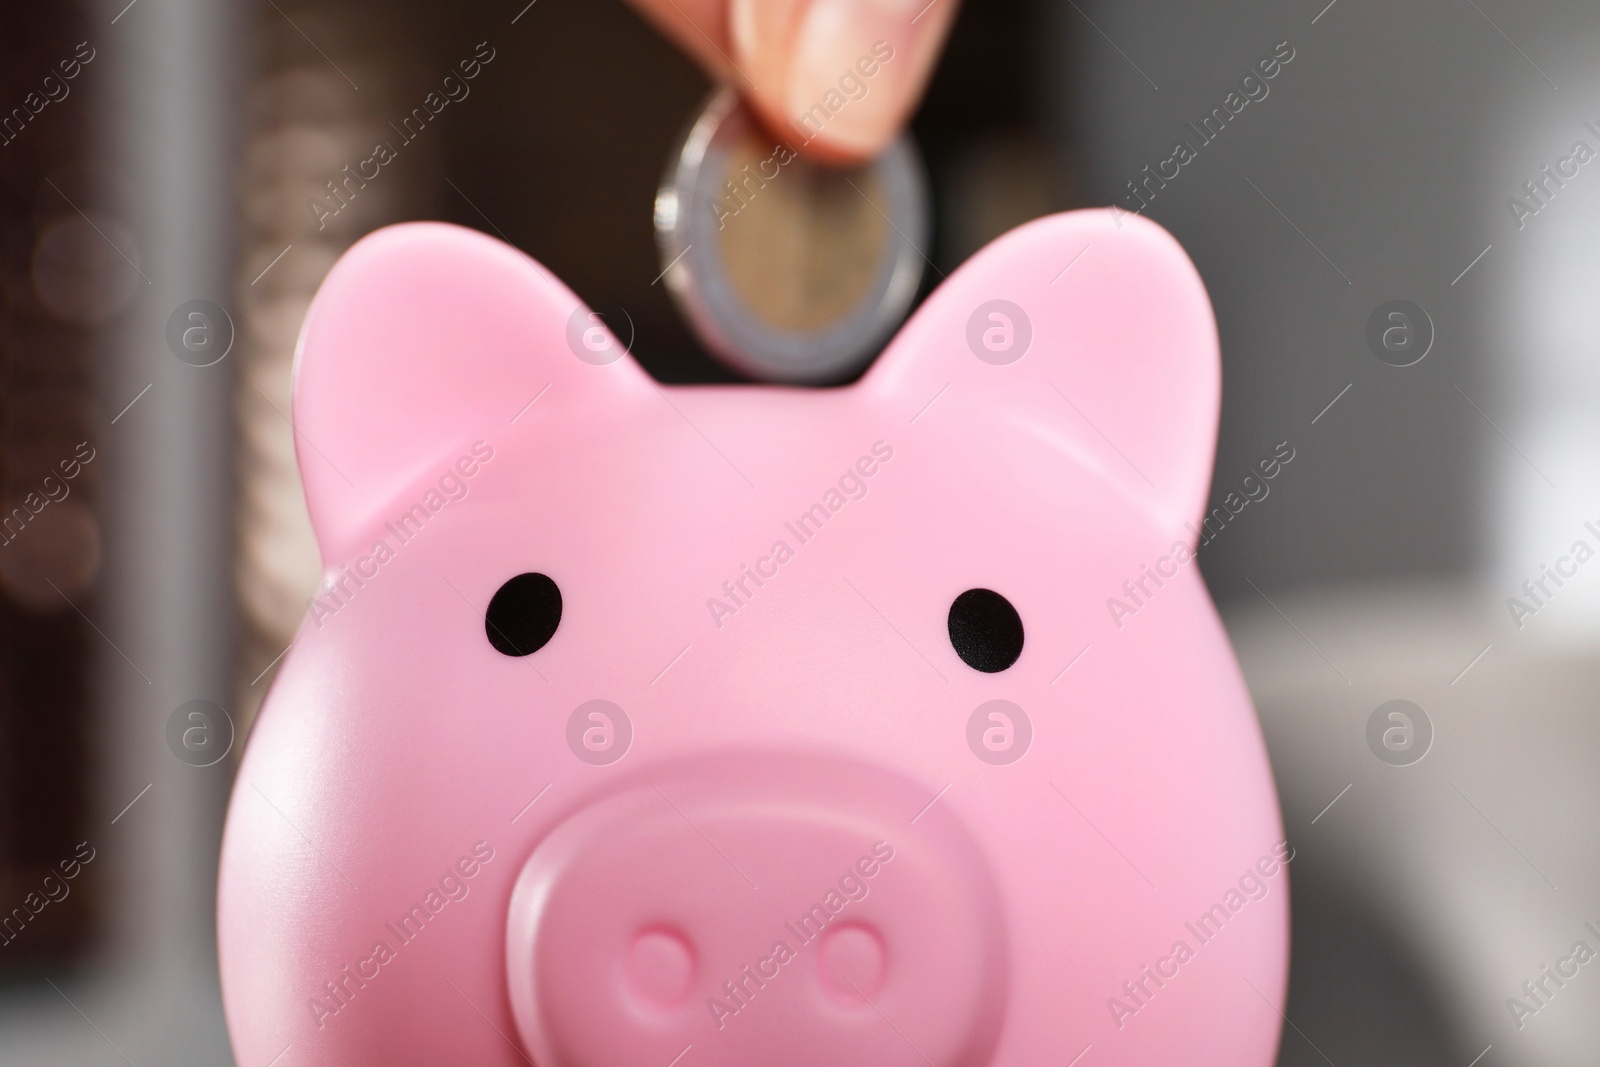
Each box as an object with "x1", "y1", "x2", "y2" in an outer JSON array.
[{"x1": 655, "y1": 88, "x2": 929, "y2": 384}]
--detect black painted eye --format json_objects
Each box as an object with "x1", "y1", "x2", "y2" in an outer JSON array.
[
  {"x1": 485, "y1": 573, "x2": 562, "y2": 657},
  {"x1": 947, "y1": 588, "x2": 1024, "y2": 673}
]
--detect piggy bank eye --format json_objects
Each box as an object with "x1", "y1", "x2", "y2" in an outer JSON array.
[
  {"x1": 485, "y1": 573, "x2": 562, "y2": 656},
  {"x1": 947, "y1": 588, "x2": 1024, "y2": 673}
]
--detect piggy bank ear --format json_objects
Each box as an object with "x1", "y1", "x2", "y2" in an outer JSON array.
[
  {"x1": 864, "y1": 210, "x2": 1220, "y2": 529},
  {"x1": 292, "y1": 222, "x2": 652, "y2": 562}
]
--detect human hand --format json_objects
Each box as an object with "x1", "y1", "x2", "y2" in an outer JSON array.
[{"x1": 623, "y1": 0, "x2": 959, "y2": 162}]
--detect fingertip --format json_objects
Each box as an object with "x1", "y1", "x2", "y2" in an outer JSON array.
[
  {"x1": 742, "y1": 89, "x2": 891, "y2": 165},
  {"x1": 737, "y1": 0, "x2": 958, "y2": 163}
]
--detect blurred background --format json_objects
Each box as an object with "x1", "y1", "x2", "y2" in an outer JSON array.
[{"x1": 1, "y1": 0, "x2": 1597, "y2": 1063}]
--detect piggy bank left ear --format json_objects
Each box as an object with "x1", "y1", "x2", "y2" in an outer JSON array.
[
  {"x1": 291, "y1": 222, "x2": 653, "y2": 563},
  {"x1": 864, "y1": 210, "x2": 1220, "y2": 530}
]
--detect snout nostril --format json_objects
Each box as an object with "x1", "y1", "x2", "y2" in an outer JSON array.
[
  {"x1": 626, "y1": 928, "x2": 697, "y2": 1008},
  {"x1": 816, "y1": 923, "x2": 887, "y2": 1005}
]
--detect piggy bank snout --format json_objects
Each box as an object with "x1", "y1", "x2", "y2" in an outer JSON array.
[{"x1": 506, "y1": 759, "x2": 1007, "y2": 1067}]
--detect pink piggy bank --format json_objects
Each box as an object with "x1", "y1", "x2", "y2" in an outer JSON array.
[{"x1": 218, "y1": 211, "x2": 1288, "y2": 1067}]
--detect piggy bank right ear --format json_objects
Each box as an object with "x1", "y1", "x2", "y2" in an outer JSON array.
[
  {"x1": 863, "y1": 210, "x2": 1220, "y2": 532},
  {"x1": 291, "y1": 222, "x2": 652, "y2": 563}
]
